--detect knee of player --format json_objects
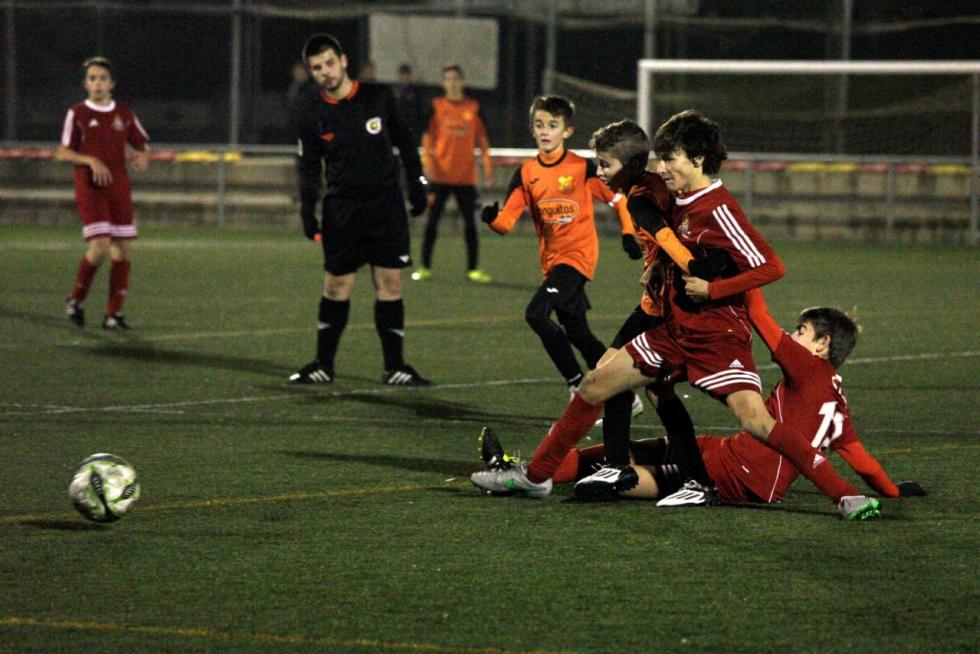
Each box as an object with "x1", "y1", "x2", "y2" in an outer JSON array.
[
  {"x1": 731, "y1": 399, "x2": 775, "y2": 440},
  {"x1": 524, "y1": 304, "x2": 552, "y2": 332},
  {"x1": 86, "y1": 239, "x2": 110, "y2": 261},
  {"x1": 577, "y1": 371, "x2": 607, "y2": 404}
]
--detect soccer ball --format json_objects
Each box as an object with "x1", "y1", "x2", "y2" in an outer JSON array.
[{"x1": 69, "y1": 453, "x2": 140, "y2": 523}]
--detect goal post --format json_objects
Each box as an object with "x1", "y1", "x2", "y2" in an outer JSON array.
[{"x1": 636, "y1": 59, "x2": 980, "y2": 245}]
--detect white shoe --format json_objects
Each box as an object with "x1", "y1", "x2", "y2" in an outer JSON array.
[
  {"x1": 594, "y1": 392, "x2": 644, "y2": 427},
  {"x1": 470, "y1": 465, "x2": 552, "y2": 498},
  {"x1": 656, "y1": 479, "x2": 721, "y2": 507},
  {"x1": 837, "y1": 495, "x2": 881, "y2": 520},
  {"x1": 573, "y1": 464, "x2": 639, "y2": 499}
]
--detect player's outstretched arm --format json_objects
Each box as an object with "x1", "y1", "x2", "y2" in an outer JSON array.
[
  {"x1": 835, "y1": 440, "x2": 903, "y2": 498},
  {"x1": 625, "y1": 195, "x2": 693, "y2": 271},
  {"x1": 484, "y1": 168, "x2": 528, "y2": 234},
  {"x1": 744, "y1": 288, "x2": 783, "y2": 353}
]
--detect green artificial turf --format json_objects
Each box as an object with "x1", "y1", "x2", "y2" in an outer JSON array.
[{"x1": 0, "y1": 225, "x2": 977, "y2": 653}]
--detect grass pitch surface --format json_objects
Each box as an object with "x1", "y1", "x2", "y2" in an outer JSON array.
[{"x1": 1, "y1": 225, "x2": 977, "y2": 653}]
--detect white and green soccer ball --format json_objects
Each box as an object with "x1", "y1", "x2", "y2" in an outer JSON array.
[{"x1": 69, "y1": 453, "x2": 140, "y2": 523}]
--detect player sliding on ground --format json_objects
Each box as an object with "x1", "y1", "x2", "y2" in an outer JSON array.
[
  {"x1": 472, "y1": 110, "x2": 883, "y2": 520},
  {"x1": 477, "y1": 289, "x2": 928, "y2": 508}
]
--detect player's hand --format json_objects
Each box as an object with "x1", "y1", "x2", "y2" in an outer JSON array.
[
  {"x1": 301, "y1": 214, "x2": 320, "y2": 241},
  {"x1": 621, "y1": 234, "x2": 643, "y2": 260},
  {"x1": 408, "y1": 175, "x2": 428, "y2": 217},
  {"x1": 689, "y1": 249, "x2": 735, "y2": 279},
  {"x1": 89, "y1": 158, "x2": 113, "y2": 186},
  {"x1": 480, "y1": 202, "x2": 499, "y2": 225},
  {"x1": 131, "y1": 149, "x2": 151, "y2": 173},
  {"x1": 896, "y1": 480, "x2": 927, "y2": 497},
  {"x1": 682, "y1": 275, "x2": 710, "y2": 302}
]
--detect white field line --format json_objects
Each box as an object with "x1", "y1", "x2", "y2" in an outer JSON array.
[{"x1": 2, "y1": 349, "x2": 979, "y2": 434}]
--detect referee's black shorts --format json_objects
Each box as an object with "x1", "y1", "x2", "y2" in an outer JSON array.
[{"x1": 320, "y1": 188, "x2": 411, "y2": 275}]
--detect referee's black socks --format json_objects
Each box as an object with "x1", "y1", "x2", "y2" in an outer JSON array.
[
  {"x1": 375, "y1": 299, "x2": 405, "y2": 372},
  {"x1": 316, "y1": 297, "x2": 350, "y2": 373}
]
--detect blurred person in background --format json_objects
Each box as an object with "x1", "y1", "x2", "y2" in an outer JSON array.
[
  {"x1": 394, "y1": 63, "x2": 425, "y2": 140},
  {"x1": 413, "y1": 64, "x2": 493, "y2": 284},
  {"x1": 57, "y1": 56, "x2": 150, "y2": 331}
]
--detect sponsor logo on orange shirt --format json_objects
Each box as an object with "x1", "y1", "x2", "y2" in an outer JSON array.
[{"x1": 538, "y1": 198, "x2": 579, "y2": 224}]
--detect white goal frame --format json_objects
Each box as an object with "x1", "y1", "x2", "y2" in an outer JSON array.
[{"x1": 636, "y1": 59, "x2": 980, "y2": 245}]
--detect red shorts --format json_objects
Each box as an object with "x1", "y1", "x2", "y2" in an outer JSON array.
[
  {"x1": 74, "y1": 168, "x2": 137, "y2": 240},
  {"x1": 625, "y1": 320, "x2": 762, "y2": 398},
  {"x1": 698, "y1": 435, "x2": 752, "y2": 503}
]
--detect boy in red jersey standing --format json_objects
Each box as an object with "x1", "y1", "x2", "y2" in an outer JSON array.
[
  {"x1": 480, "y1": 96, "x2": 642, "y2": 398},
  {"x1": 57, "y1": 57, "x2": 150, "y2": 330},
  {"x1": 413, "y1": 65, "x2": 494, "y2": 284}
]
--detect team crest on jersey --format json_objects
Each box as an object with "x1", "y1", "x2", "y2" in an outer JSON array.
[
  {"x1": 678, "y1": 217, "x2": 690, "y2": 238},
  {"x1": 112, "y1": 115, "x2": 125, "y2": 131},
  {"x1": 538, "y1": 198, "x2": 579, "y2": 225},
  {"x1": 365, "y1": 116, "x2": 382, "y2": 134},
  {"x1": 557, "y1": 175, "x2": 575, "y2": 194}
]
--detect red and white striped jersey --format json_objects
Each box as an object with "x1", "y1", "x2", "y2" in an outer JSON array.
[
  {"x1": 664, "y1": 180, "x2": 784, "y2": 333},
  {"x1": 61, "y1": 99, "x2": 149, "y2": 172}
]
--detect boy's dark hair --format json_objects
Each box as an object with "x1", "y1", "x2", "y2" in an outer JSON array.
[
  {"x1": 590, "y1": 120, "x2": 650, "y2": 173},
  {"x1": 82, "y1": 56, "x2": 113, "y2": 80},
  {"x1": 528, "y1": 95, "x2": 575, "y2": 126},
  {"x1": 653, "y1": 109, "x2": 728, "y2": 175},
  {"x1": 442, "y1": 64, "x2": 463, "y2": 77},
  {"x1": 798, "y1": 307, "x2": 858, "y2": 369},
  {"x1": 302, "y1": 34, "x2": 344, "y2": 64}
]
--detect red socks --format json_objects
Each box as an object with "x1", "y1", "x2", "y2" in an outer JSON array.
[
  {"x1": 551, "y1": 449, "x2": 580, "y2": 484},
  {"x1": 106, "y1": 260, "x2": 131, "y2": 316},
  {"x1": 70, "y1": 257, "x2": 99, "y2": 303},
  {"x1": 527, "y1": 394, "x2": 603, "y2": 483},
  {"x1": 766, "y1": 422, "x2": 858, "y2": 502}
]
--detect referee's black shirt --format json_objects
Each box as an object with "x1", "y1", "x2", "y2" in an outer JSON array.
[{"x1": 297, "y1": 81, "x2": 423, "y2": 217}]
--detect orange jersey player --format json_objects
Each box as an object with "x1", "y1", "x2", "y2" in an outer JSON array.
[
  {"x1": 414, "y1": 64, "x2": 493, "y2": 284},
  {"x1": 56, "y1": 56, "x2": 150, "y2": 331},
  {"x1": 479, "y1": 95, "x2": 638, "y2": 396}
]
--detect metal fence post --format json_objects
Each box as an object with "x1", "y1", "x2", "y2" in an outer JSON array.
[{"x1": 217, "y1": 154, "x2": 227, "y2": 228}]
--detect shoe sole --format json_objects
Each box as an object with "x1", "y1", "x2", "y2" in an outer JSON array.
[
  {"x1": 845, "y1": 499, "x2": 881, "y2": 521},
  {"x1": 573, "y1": 475, "x2": 639, "y2": 501}
]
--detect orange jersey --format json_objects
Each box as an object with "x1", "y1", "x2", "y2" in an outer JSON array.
[
  {"x1": 487, "y1": 146, "x2": 633, "y2": 280},
  {"x1": 626, "y1": 171, "x2": 692, "y2": 316},
  {"x1": 421, "y1": 96, "x2": 491, "y2": 186}
]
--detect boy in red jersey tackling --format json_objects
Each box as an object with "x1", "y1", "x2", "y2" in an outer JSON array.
[
  {"x1": 473, "y1": 110, "x2": 882, "y2": 520},
  {"x1": 480, "y1": 96, "x2": 643, "y2": 398},
  {"x1": 57, "y1": 57, "x2": 150, "y2": 330},
  {"x1": 484, "y1": 289, "x2": 927, "y2": 505}
]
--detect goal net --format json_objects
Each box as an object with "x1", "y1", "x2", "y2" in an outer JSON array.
[{"x1": 636, "y1": 60, "x2": 980, "y2": 157}]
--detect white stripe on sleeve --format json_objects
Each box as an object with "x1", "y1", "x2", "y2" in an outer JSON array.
[
  {"x1": 61, "y1": 109, "x2": 76, "y2": 147},
  {"x1": 132, "y1": 114, "x2": 149, "y2": 141},
  {"x1": 713, "y1": 204, "x2": 765, "y2": 268}
]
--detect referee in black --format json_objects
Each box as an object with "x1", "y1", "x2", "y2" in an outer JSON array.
[{"x1": 289, "y1": 34, "x2": 431, "y2": 386}]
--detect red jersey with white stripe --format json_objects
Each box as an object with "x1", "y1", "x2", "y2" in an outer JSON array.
[
  {"x1": 703, "y1": 289, "x2": 900, "y2": 503},
  {"x1": 61, "y1": 99, "x2": 149, "y2": 174},
  {"x1": 664, "y1": 180, "x2": 784, "y2": 334},
  {"x1": 710, "y1": 333, "x2": 856, "y2": 502}
]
